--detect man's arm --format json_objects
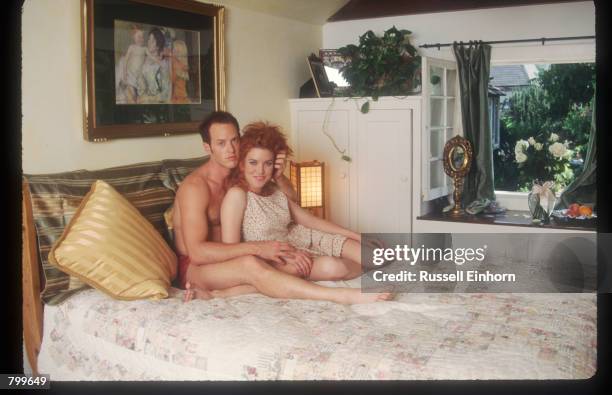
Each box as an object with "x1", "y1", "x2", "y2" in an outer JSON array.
[{"x1": 177, "y1": 181, "x2": 294, "y2": 265}]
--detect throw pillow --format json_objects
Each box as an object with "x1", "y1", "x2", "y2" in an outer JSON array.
[{"x1": 48, "y1": 180, "x2": 177, "y2": 301}]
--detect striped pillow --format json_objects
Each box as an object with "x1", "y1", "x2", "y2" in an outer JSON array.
[
  {"x1": 48, "y1": 180, "x2": 177, "y2": 301},
  {"x1": 24, "y1": 160, "x2": 174, "y2": 304},
  {"x1": 161, "y1": 156, "x2": 208, "y2": 192},
  {"x1": 24, "y1": 156, "x2": 208, "y2": 304}
]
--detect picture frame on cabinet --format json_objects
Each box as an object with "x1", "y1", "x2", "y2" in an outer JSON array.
[
  {"x1": 307, "y1": 53, "x2": 334, "y2": 98},
  {"x1": 319, "y1": 49, "x2": 349, "y2": 70}
]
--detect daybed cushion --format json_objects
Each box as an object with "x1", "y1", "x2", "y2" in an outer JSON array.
[
  {"x1": 161, "y1": 157, "x2": 208, "y2": 192},
  {"x1": 37, "y1": 286, "x2": 597, "y2": 380},
  {"x1": 24, "y1": 156, "x2": 207, "y2": 305},
  {"x1": 48, "y1": 180, "x2": 177, "y2": 301}
]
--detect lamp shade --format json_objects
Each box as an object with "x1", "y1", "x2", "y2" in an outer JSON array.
[{"x1": 290, "y1": 161, "x2": 325, "y2": 210}]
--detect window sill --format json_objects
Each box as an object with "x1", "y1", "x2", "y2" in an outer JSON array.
[
  {"x1": 495, "y1": 190, "x2": 528, "y2": 211},
  {"x1": 417, "y1": 210, "x2": 596, "y2": 232}
]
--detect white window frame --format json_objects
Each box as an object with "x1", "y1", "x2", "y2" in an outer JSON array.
[
  {"x1": 489, "y1": 95, "x2": 500, "y2": 149},
  {"x1": 490, "y1": 52, "x2": 595, "y2": 211},
  {"x1": 421, "y1": 56, "x2": 459, "y2": 202}
]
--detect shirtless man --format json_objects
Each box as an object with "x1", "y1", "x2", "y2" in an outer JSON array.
[{"x1": 173, "y1": 111, "x2": 391, "y2": 304}]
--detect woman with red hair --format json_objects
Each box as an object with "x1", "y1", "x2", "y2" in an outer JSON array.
[{"x1": 216, "y1": 121, "x2": 391, "y2": 303}]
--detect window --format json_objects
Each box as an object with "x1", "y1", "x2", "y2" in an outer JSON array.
[
  {"x1": 421, "y1": 56, "x2": 458, "y2": 201},
  {"x1": 420, "y1": 58, "x2": 595, "y2": 213},
  {"x1": 491, "y1": 63, "x2": 595, "y2": 194}
]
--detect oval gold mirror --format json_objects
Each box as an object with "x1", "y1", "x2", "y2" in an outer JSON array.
[
  {"x1": 449, "y1": 146, "x2": 466, "y2": 172},
  {"x1": 443, "y1": 135, "x2": 473, "y2": 216}
]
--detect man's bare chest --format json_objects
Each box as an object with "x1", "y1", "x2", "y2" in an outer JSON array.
[{"x1": 206, "y1": 187, "x2": 225, "y2": 226}]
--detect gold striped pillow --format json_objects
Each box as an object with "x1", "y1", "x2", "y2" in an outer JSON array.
[{"x1": 48, "y1": 180, "x2": 177, "y2": 301}]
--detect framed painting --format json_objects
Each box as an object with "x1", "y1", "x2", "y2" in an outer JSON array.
[{"x1": 81, "y1": 0, "x2": 225, "y2": 141}]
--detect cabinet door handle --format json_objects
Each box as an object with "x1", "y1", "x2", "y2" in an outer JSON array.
[{"x1": 340, "y1": 172, "x2": 347, "y2": 179}]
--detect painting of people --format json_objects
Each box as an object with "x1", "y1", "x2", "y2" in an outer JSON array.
[{"x1": 114, "y1": 20, "x2": 201, "y2": 105}]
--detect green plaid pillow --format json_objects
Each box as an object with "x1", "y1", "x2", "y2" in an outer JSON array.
[{"x1": 161, "y1": 156, "x2": 208, "y2": 192}]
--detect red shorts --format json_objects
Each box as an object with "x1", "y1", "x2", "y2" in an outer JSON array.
[{"x1": 177, "y1": 255, "x2": 191, "y2": 289}]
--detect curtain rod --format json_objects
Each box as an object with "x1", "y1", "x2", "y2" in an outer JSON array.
[{"x1": 418, "y1": 35, "x2": 595, "y2": 50}]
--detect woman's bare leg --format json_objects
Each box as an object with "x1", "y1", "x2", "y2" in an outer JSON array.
[
  {"x1": 307, "y1": 256, "x2": 361, "y2": 281},
  {"x1": 340, "y1": 238, "x2": 361, "y2": 265},
  {"x1": 340, "y1": 238, "x2": 385, "y2": 272},
  {"x1": 184, "y1": 255, "x2": 391, "y2": 304}
]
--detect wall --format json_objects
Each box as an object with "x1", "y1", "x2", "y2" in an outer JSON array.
[
  {"x1": 323, "y1": 1, "x2": 595, "y2": 64},
  {"x1": 22, "y1": 0, "x2": 321, "y2": 174}
]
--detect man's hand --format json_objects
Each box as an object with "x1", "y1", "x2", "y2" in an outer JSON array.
[
  {"x1": 253, "y1": 240, "x2": 296, "y2": 265},
  {"x1": 274, "y1": 151, "x2": 288, "y2": 180},
  {"x1": 282, "y1": 250, "x2": 314, "y2": 278}
]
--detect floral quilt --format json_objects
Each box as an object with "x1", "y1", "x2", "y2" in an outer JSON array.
[{"x1": 38, "y1": 285, "x2": 596, "y2": 380}]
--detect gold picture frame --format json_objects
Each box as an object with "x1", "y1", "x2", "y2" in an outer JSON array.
[{"x1": 81, "y1": 0, "x2": 226, "y2": 141}]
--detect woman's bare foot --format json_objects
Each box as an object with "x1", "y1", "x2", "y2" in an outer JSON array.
[
  {"x1": 183, "y1": 282, "x2": 214, "y2": 303},
  {"x1": 336, "y1": 288, "x2": 394, "y2": 304}
]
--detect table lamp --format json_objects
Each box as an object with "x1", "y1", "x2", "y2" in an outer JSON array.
[{"x1": 290, "y1": 160, "x2": 325, "y2": 218}]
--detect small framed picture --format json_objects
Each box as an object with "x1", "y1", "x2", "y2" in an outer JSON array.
[
  {"x1": 319, "y1": 49, "x2": 349, "y2": 70},
  {"x1": 318, "y1": 49, "x2": 350, "y2": 94},
  {"x1": 307, "y1": 54, "x2": 333, "y2": 98}
]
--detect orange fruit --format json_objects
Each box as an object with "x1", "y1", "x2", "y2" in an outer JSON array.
[{"x1": 578, "y1": 205, "x2": 593, "y2": 217}]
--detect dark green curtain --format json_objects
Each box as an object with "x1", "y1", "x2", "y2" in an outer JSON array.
[
  {"x1": 556, "y1": 94, "x2": 597, "y2": 210},
  {"x1": 452, "y1": 41, "x2": 495, "y2": 206}
]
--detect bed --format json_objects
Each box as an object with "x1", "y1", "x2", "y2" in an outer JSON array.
[
  {"x1": 37, "y1": 284, "x2": 596, "y2": 380},
  {"x1": 22, "y1": 157, "x2": 597, "y2": 380}
]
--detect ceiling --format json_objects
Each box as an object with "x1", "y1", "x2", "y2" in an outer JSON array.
[
  {"x1": 213, "y1": 0, "x2": 586, "y2": 25},
  {"x1": 216, "y1": 0, "x2": 350, "y2": 25},
  {"x1": 327, "y1": 0, "x2": 588, "y2": 22}
]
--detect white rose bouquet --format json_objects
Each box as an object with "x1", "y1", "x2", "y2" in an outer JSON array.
[{"x1": 513, "y1": 132, "x2": 574, "y2": 190}]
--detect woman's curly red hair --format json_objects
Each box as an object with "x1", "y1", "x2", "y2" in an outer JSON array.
[{"x1": 228, "y1": 121, "x2": 293, "y2": 195}]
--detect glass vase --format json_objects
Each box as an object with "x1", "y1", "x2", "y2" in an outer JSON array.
[{"x1": 527, "y1": 191, "x2": 547, "y2": 223}]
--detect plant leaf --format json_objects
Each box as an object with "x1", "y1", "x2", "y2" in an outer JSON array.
[{"x1": 361, "y1": 101, "x2": 370, "y2": 113}]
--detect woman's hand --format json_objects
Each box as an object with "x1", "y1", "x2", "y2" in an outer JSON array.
[
  {"x1": 274, "y1": 151, "x2": 288, "y2": 180},
  {"x1": 281, "y1": 250, "x2": 313, "y2": 278}
]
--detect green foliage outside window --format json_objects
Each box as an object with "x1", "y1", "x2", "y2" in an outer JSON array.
[{"x1": 493, "y1": 63, "x2": 595, "y2": 192}]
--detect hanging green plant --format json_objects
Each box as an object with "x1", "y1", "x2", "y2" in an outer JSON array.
[{"x1": 337, "y1": 26, "x2": 422, "y2": 101}]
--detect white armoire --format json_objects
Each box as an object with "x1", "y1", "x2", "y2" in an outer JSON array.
[
  {"x1": 289, "y1": 96, "x2": 419, "y2": 233},
  {"x1": 289, "y1": 57, "x2": 460, "y2": 234}
]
